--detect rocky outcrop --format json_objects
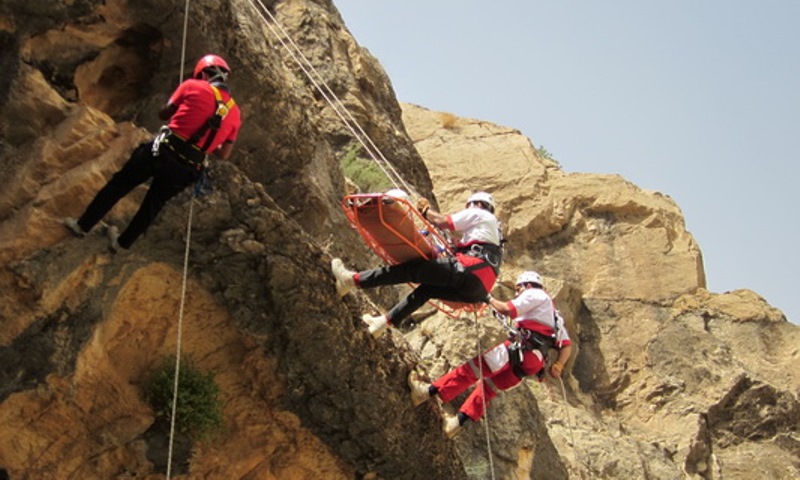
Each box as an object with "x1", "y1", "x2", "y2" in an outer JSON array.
[
  {"x1": 402, "y1": 103, "x2": 705, "y2": 302},
  {"x1": 402, "y1": 103, "x2": 799, "y2": 479},
  {"x1": 0, "y1": 1, "x2": 460, "y2": 478},
  {"x1": 0, "y1": 0, "x2": 797, "y2": 479}
]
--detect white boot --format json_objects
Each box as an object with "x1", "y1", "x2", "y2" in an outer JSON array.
[
  {"x1": 331, "y1": 258, "x2": 356, "y2": 297},
  {"x1": 64, "y1": 217, "x2": 86, "y2": 237},
  {"x1": 408, "y1": 371, "x2": 431, "y2": 406},
  {"x1": 107, "y1": 225, "x2": 121, "y2": 253},
  {"x1": 362, "y1": 313, "x2": 389, "y2": 338},
  {"x1": 443, "y1": 413, "x2": 462, "y2": 438}
]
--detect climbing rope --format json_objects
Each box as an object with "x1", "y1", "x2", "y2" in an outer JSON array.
[
  {"x1": 473, "y1": 310, "x2": 497, "y2": 480},
  {"x1": 558, "y1": 377, "x2": 577, "y2": 475},
  {"x1": 166, "y1": 199, "x2": 194, "y2": 480},
  {"x1": 165, "y1": 1, "x2": 193, "y2": 478},
  {"x1": 245, "y1": 0, "x2": 416, "y2": 196},
  {"x1": 177, "y1": 0, "x2": 190, "y2": 86},
  {"x1": 160, "y1": 1, "x2": 426, "y2": 476},
  {"x1": 236, "y1": 6, "x2": 502, "y2": 476},
  {"x1": 242, "y1": 0, "x2": 477, "y2": 325},
  {"x1": 558, "y1": 376, "x2": 590, "y2": 479}
]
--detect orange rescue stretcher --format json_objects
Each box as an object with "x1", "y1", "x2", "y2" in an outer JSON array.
[{"x1": 340, "y1": 192, "x2": 485, "y2": 317}]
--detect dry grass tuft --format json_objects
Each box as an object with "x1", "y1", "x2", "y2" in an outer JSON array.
[{"x1": 440, "y1": 112, "x2": 458, "y2": 129}]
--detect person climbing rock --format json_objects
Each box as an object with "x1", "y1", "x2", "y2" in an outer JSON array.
[
  {"x1": 407, "y1": 271, "x2": 572, "y2": 437},
  {"x1": 332, "y1": 191, "x2": 503, "y2": 337},
  {"x1": 64, "y1": 54, "x2": 243, "y2": 251}
]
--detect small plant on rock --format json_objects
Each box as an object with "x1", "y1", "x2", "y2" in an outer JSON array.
[
  {"x1": 143, "y1": 355, "x2": 224, "y2": 441},
  {"x1": 339, "y1": 143, "x2": 393, "y2": 193},
  {"x1": 535, "y1": 144, "x2": 555, "y2": 161}
]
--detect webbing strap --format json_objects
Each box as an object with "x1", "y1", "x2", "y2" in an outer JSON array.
[
  {"x1": 509, "y1": 345, "x2": 544, "y2": 379},
  {"x1": 188, "y1": 84, "x2": 236, "y2": 152},
  {"x1": 464, "y1": 259, "x2": 492, "y2": 274},
  {"x1": 460, "y1": 243, "x2": 502, "y2": 275}
]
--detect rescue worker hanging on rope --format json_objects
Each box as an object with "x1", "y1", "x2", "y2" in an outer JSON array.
[
  {"x1": 331, "y1": 191, "x2": 503, "y2": 337},
  {"x1": 64, "y1": 54, "x2": 243, "y2": 251},
  {"x1": 407, "y1": 271, "x2": 572, "y2": 437}
]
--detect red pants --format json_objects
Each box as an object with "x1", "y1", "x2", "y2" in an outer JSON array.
[{"x1": 432, "y1": 340, "x2": 545, "y2": 421}]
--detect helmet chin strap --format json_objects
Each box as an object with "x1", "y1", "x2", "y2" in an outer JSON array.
[{"x1": 203, "y1": 67, "x2": 229, "y2": 84}]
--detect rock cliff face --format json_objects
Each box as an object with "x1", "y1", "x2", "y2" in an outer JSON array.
[
  {"x1": 401, "y1": 104, "x2": 800, "y2": 479},
  {"x1": 0, "y1": 1, "x2": 797, "y2": 479}
]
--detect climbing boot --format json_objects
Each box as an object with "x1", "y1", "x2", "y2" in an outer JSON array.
[
  {"x1": 408, "y1": 371, "x2": 431, "y2": 406},
  {"x1": 443, "y1": 413, "x2": 462, "y2": 438},
  {"x1": 107, "y1": 225, "x2": 121, "y2": 253},
  {"x1": 64, "y1": 217, "x2": 86, "y2": 237},
  {"x1": 362, "y1": 313, "x2": 389, "y2": 338},
  {"x1": 331, "y1": 258, "x2": 356, "y2": 297}
]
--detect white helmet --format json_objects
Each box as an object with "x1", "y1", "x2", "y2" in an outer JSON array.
[
  {"x1": 385, "y1": 188, "x2": 409, "y2": 201},
  {"x1": 516, "y1": 271, "x2": 543, "y2": 287},
  {"x1": 466, "y1": 191, "x2": 495, "y2": 212}
]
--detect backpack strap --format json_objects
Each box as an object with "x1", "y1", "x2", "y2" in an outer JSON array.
[{"x1": 187, "y1": 84, "x2": 236, "y2": 153}]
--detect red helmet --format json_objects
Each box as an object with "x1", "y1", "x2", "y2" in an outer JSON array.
[{"x1": 193, "y1": 54, "x2": 230, "y2": 79}]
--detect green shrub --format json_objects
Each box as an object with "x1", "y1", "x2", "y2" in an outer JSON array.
[
  {"x1": 143, "y1": 356, "x2": 224, "y2": 440},
  {"x1": 340, "y1": 144, "x2": 393, "y2": 193},
  {"x1": 535, "y1": 144, "x2": 557, "y2": 163}
]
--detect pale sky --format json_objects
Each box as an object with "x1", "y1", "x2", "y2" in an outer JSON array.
[{"x1": 335, "y1": 1, "x2": 799, "y2": 325}]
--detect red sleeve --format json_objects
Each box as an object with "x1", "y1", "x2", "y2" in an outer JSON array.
[
  {"x1": 167, "y1": 81, "x2": 190, "y2": 106},
  {"x1": 507, "y1": 301, "x2": 517, "y2": 318}
]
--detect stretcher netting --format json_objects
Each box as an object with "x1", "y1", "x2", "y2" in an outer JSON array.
[{"x1": 341, "y1": 193, "x2": 484, "y2": 317}]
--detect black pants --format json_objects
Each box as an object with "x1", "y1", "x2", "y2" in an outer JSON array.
[
  {"x1": 358, "y1": 256, "x2": 489, "y2": 323},
  {"x1": 77, "y1": 141, "x2": 200, "y2": 248}
]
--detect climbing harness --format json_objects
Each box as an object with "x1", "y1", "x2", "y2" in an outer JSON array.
[
  {"x1": 187, "y1": 83, "x2": 236, "y2": 152},
  {"x1": 156, "y1": 84, "x2": 236, "y2": 171},
  {"x1": 457, "y1": 242, "x2": 503, "y2": 274},
  {"x1": 494, "y1": 306, "x2": 562, "y2": 382},
  {"x1": 160, "y1": 133, "x2": 207, "y2": 169},
  {"x1": 508, "y1": 328, "x2": 556, "y2": 381},
  {"x1": 152, "y1": 126, "x2": 170, "y2": 156}
]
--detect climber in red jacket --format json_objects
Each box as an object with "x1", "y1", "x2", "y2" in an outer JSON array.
[
  {"x1": 408, "y1": 271, "x2": 572, "y2": 437},
  {"x1": 64, "y1": 54, "x2": 243, "y2": 251}
]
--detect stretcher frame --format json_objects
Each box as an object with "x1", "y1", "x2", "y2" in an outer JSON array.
[{"x1": 341, "y1": 192, "x2": 484, "y2": 317}]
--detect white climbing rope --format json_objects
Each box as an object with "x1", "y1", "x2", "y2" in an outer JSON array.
[
  {"x1": 178, "y1": 0, "x2": 190, "y2": 86},
  {"x1": 558, "y1": 376, "x2": 590, "y2": 479},
  {"x1": 242, "y1": 0, "x2": 456, "y2": 336},
  {"x1": 229, "y1": 6, "x2": 503, "y2": 476},
  {"x1": 165, "y1": 1, "x2": 194, "y2": 478},
  {"x1": 245, "y1": 0, "x2": 417, "y2": 196},
  {"x1": 473, "y1": 311, "x2": 497, "y2": 480},
  {"x1": 166, "y1": 200, "x2": 194, "y2": 480}
]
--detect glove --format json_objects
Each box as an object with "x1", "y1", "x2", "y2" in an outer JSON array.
[
  {"x1": 549, "y1": 362, "x2": 564, "y2": 379},
  {"x1": 416, "y1": 198, "x2": 431, "y2": 217}
]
